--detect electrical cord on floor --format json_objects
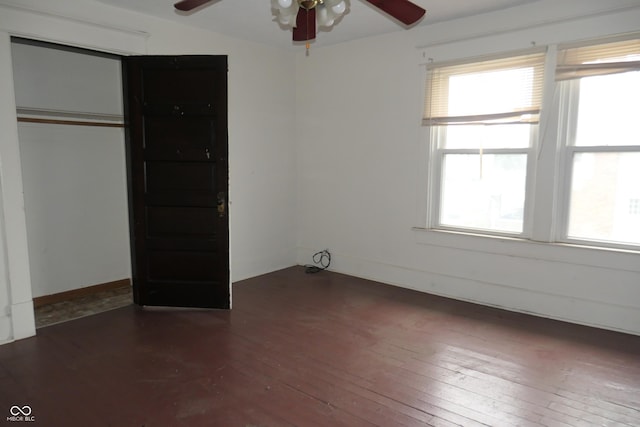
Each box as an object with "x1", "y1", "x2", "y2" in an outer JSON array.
[{"x1": 305, "y1": 249, "x2": 331, "y2": 274}]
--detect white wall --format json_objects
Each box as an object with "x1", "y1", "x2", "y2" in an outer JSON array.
[
  {"x1": 296, "y1": 0, "x2": 640, "y2": 335},
  {"x1": 0, "y1": 0, "x2": 298, "y2": 343},
  {"x1": 17, "y1": 123, "x2": 131, "y2": 298},
  {"x1": 12, "y1": 42, "x2": 123, "y2": 115}
]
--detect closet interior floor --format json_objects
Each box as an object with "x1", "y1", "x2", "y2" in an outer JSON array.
[{"x1": 34, "y1": 285, "x2": 133, "y2": 328}]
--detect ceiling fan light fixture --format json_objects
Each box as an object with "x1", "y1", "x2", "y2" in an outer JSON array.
[
  {"x1": 272, "y1": 0, "x2": 349, "y2": 33},
  {"x1": 298, "y1": 0, "x2": 318, "y2": 10},
  {"x1": 278, "y1": 13, "x2": 294, "y2": 25},
  {"x1": 330, "y1": 0, "x2": 346, "y2": 15},
  {"x1": 316, "y1": 7, "x2": 334, "y2": 27}
]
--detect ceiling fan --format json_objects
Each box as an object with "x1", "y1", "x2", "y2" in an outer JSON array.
[{"x1": 173, "y1": 0, "x2": 426, "y2": 42}]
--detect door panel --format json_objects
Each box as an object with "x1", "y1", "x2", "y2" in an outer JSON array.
[
  {"x1": 143, "y1": 68, "x2": 221, "y2": 103},
  {"x1": 145, "y1": 163, "x2": 216, "y2": 192},
  {"x1": 144, "y1": 117, "x2": 215, "y2": 161},
  {"x1": 123, "y1": 55, "x2": 229, "y2": 309},
  {"x1": 144, "y1": 118, "x2": 214, "y2": 151},
  {"x1": 147, "y1": 251, "x2": 220, "y2": 281},
  {"x1": 147, "y1": 207, "x2": 218, "y2": 236}
]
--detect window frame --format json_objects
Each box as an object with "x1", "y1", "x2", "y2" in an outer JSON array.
[
  {"x1": 555, "y1": 43, "x2": 640, "y2": 250},
  {"x1": 428, "y1": 129, "x2": 538, "y2": 238},
  {"x1": 422, "y1": 35, "x2": 640, "y2": 251},
  {"x1": 424, "y1": 50, "x2": 545, "y2": 238}
]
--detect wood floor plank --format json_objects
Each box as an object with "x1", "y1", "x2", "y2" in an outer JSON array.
[
  {"x1": 1, "y1": 266, "x2": 639, "y2": 426},
  {"x1": 226, "y1": 308, "x2": 474, "y2": 426},
  {"x1": 223, "y1": 311, "x2": 437, "y2": 425}
]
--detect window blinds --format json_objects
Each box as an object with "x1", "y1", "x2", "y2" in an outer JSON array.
[
  {"x1": 556, "y1": 36, "x2": 640, "y2": 81},
  {"x1": 423, "y1": 51, "x2": 545, "y2": 126}
]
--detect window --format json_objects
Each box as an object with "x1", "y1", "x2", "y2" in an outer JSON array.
[
  {"x1": 422, "y1": 35, "x2": 640, "y2": 250},
  {"x1": 558, "y1": 37, "x2": 640, "y2": 247},
  {"x1": 423, "y1": 51, "x2": 545, "y2": 235}
]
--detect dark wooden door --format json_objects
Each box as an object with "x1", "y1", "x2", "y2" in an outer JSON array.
[{"x1": 123, "y1": 56, "x2": 229, "y2": 309}]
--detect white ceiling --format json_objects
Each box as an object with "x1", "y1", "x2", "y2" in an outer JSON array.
[{"x1": 96, "y1": 0, "x2": 539, "y2": 49}]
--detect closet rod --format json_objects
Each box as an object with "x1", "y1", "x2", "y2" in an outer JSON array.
[
  {"x1": 17, "y1": 117, "x2": 125, "y2": 128},
  {"x1": 16, "y1": 108, "x2": 125, "y2": 128}
]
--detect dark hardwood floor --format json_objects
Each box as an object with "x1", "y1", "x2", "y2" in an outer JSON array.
[{"x1": 1, "y1": 266, "x2": 639, "y2": 426}]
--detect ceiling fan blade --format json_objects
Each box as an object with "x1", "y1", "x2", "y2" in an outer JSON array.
[
  {"x1": 293, "y1": 7, "x2": 317, "y2": 42},
  {"x1": 364, "y1": 0, "x2": 425, "y2": 26},
  {"x1": 174, "y1": 0, "x2": 213, "y2": 12}
]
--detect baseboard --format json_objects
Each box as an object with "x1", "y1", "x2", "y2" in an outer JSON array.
[{"x1": 33, "y1": 279, "x2": 131, "y2": 308}]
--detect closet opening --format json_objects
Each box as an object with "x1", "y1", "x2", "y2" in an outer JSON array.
[{"x1": 11, "y1": 37, "x2": 133, "y2": 327}]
